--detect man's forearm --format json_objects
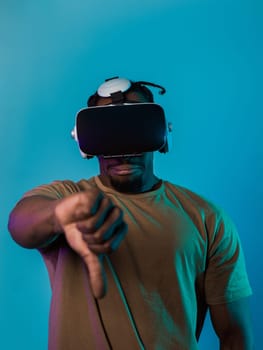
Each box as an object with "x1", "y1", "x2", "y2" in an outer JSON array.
[{"x1": 8, "y1": 196, "x2": 62, "y2": 249}]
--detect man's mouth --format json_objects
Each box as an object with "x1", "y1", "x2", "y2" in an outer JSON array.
[{"x1": 109, "y1": 164, "x2": 143, "y2": 176}]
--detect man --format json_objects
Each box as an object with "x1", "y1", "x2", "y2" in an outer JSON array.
[{"x1": 8, "y1": 77, "x2": 253, "y2": 349}]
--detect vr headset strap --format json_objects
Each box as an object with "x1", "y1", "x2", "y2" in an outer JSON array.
[{"x1": 110, "y1": 91, "x2": 125, "y2": 104}]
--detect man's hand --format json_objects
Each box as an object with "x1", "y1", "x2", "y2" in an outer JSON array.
[{"x1": 54, "y1": 189, "x2": 127, "y2": 298}]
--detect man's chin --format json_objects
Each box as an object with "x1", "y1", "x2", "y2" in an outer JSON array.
[{"x1": 109, "y1": 175, "x2": 143, "y2": 193}]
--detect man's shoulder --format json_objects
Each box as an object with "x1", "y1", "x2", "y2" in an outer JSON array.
[
  {"x1": 22, "y1": 177, "x2": 97, "y2": 199},
  {"x1": 47, "y1": 177, "x2": 98, "y2": 194},
  {"x1": 163, "y1": 180, "x2": 223, "y2": 216},
  {"x1": 163, "y1": 181, "x2": 236, "y2": 235}
]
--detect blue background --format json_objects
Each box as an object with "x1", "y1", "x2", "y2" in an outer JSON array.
[{"x1": 1, "y1": 0, "x2": 262, "y2": 348}]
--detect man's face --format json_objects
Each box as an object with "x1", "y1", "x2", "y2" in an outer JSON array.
[
  {"x1": 97, "y1": 91, "x2": 157, "y2": 193},
  {"x1": 98, "y1": 152, "x2": 155, "y2": 193}
]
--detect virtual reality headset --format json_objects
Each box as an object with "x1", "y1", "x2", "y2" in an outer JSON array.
[{"x1": 71, "y1": 77, "x2": 172, "y2": 158}]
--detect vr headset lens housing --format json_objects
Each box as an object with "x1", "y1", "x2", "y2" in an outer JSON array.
[{"x1": 75, "y1": 103, "x2": 168, "y2": 157}]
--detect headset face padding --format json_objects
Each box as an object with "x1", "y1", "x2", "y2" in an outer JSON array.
[{"x1": 73, "y1": 103, "x2": 169, "y2": 157}]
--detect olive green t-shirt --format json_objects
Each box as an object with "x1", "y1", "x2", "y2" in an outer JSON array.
[{"x1": 23, "y1": 176, "x2": 252, "y2": 350}]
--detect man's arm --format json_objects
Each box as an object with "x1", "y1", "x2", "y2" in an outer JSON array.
[
  {"x1": 8, "y1": 189, "x2": 128, "y2": 298},
  {"x1": 209, "y1": 297, "x2": 254, "y2": 350},
  {"x1": 8, "y1": 196, "x2": 62, "y2": 248}
]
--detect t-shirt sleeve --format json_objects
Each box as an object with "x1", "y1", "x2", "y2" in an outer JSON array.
[
  {"x1": 204, "y1": 208, "x2": 252, "y2": 305},
  {"x1": 21, "y1": 180, "x2": 82, "y2": 200}
]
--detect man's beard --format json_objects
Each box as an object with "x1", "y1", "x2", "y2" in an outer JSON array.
[{"x1": 109, "y1": 174, "x2": 143, "y2": 193}]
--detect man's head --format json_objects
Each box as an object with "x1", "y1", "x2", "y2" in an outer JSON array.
[
  {"x1": 87, "y1": 77, "x2": 166, "y2": 193},
  {"x1": 91, "y1": 80, "x2": 159, "y2": 193},
  {"x1": 72, "y1": 77, "x2": 168, "y2": 159},
  {"x1": 73, "y1": 76, "x2": 168, "y2": 193}
]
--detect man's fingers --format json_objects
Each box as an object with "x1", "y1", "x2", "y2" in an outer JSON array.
[
  {"x1": 55, "y1": 190, "x2": 105, "y2": 226},
  {"x1": 76, "y1": 197, "x2": 114, "y2": 234},
  {"x1": 87, "y1": 222, "x2": 128, "y2": 254},
  {"x1": 82, "y1": 251, "x2": 106, "y2": 299},
  {"x1": 81, "y1": 207, "x2": 124, "y2": 244},
  {"x1": 73, "y1": 191, "x2": 104, "y2": 220}
]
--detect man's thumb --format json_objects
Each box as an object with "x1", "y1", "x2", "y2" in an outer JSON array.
[{"x1": 82, "y1": 252, "x2": 107, "y2": 299}]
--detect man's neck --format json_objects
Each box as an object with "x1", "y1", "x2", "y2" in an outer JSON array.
[{"x1": 98, "y1": 175, "x2": 162, "y2": 194}]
